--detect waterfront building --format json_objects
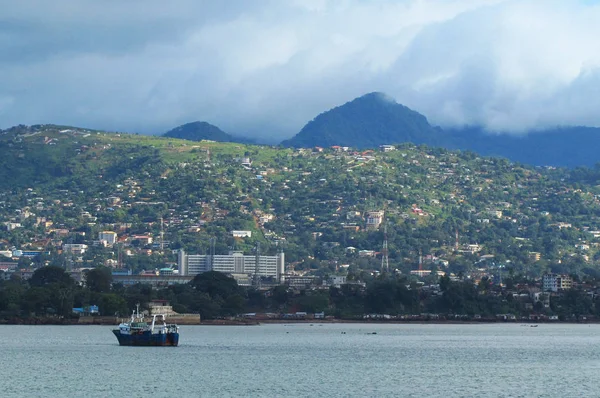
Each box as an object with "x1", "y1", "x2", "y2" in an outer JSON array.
[{"x1": 178, "y1": 249, "x2": 285, "y2": 281}]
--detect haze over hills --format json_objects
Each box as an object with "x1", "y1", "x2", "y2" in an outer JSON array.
[
  {"x1": 281, "y1": 92, "x2": 600, "y2": 168},
  {"x1": 5, "y1": 91, "x2": 600, "y2": 167}
]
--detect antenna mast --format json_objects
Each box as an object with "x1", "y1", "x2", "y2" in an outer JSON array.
[
  {"x1": 455, "y1": 228, "x2": 459, "y2": 251},
  {"x1": 160, "y1": 217, "x2": 164, "y2": 252},
  {"x1": 254, "y1": 242, "x2": 261, "y2": 288},
  {"x1": 381, "y1": 222, "x2": 389, "y2": 273}
]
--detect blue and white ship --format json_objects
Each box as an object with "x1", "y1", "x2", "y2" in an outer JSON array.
[{"x1": 112, "y1": 305, "x2": 179, "y2": 346}]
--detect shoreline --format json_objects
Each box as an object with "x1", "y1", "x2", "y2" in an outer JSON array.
[{"x1": 0, "y1": 317, "x2": 595, "y2": 326}]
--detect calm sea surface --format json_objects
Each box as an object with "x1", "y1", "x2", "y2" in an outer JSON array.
[{"x1": 2, "y1": 323, "x2": 600, "y2": 397}]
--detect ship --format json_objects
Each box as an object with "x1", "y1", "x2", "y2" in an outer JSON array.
[{"x1": 112, "y1": 305, "x2": 179, "y2": 346}]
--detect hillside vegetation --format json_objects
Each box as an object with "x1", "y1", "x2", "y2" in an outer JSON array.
[
  {"x1": 2, "y1": 124, "x2": 600, "y2": 282},
  {"x1": 163, "y1": 121, "x2": 234, "y2": 142},
  {"x1": 281, "y1": 92, "x2": 439, "y2": 148}
]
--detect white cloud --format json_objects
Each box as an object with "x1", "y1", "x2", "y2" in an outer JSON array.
[{"x1": 0, "y1": 0, "x2": 599, "y2": 140}]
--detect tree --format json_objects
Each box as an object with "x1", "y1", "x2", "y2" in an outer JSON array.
[
  {"x1": 85, "y1": 267, "x2": 113, "y2": 293},
  {"x1": 29, "y1": 266, "x2": 74, "y2": 288},
  {"x1": 270, "y1": 285, "x2": 289, "y2": 308},
  {"x1": 190, "y1": 271, "x2": 241, "y2": 299},
  {"x1": 99, "y1": 293, "x2": 128, "y2": 316}
]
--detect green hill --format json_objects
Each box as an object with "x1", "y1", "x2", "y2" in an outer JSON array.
[
  {"x1": 2, "y1": 124, "x2": 600, "y2": 279},
  {"x1": 163, "y1": 121, "x2": 234, "y2": 142},
  {"x1": 281, "y1": 92, "x2": 600, "y2": 167},
  {"x1": 281, "y1": 92, "x2": 439, "y2": 148}
]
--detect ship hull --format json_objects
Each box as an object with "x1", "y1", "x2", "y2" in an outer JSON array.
[{"x1": 112, "y1": 330, "x2": 179, "y2": 346}]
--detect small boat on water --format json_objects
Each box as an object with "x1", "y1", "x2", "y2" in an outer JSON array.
[{"x1": 112, "y1": 305, "x2": 179, "y2": 346}]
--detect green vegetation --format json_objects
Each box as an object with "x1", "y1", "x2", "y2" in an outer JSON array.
[
  {"x1": 4, "y1": 123, "x2": 600, "y2": 321},
  {"x1": 280, "y1": 92, "x2": 600, "y2": 167},
  {"x1": 163, "y1": 121, "x2": 235, "y2": 143},
  {"x1": 4, "y1": 268, "x2": 600, "y2": 321},
  {"x1": 281, "y1": 92, "x2": 438, "y2": 148},
  {"x1": 2, "y1": 124, "x2": 600, "y2": 277}
]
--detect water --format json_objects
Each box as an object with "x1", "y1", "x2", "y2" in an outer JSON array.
[{"x1": 2, "y1": 323, "x2": 600, "y2": 397}]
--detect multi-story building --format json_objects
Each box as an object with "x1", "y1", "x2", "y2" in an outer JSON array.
[
  {"x1": 542, "y1": 273, "x2": 573, "y2": 292},
  {"x1": 62, "y1": 243, "x2": 88, "y2": 255},
  {"x1": 98, "y1": 231, "x2": 117, "y2": 246},
  {"x1": 178, "y1": 249, "x2": 285, "y2": 282},
  {"x1": 365, "y1": 211, "x2": 384, "y2": 230}
]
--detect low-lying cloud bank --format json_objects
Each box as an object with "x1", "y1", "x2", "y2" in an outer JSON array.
[{"x1": 1, "y1": 0, "x2": 599, "y2": 141}]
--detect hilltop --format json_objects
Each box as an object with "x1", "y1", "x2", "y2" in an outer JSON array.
[
  {"x1": 281, "y1": 92, "x2": 439, "y2": 148},
  {"x1": 163, "y1": 121, "x2": 234, "y2": 142},
  {"x1": 281, "y1": 93, "x2": 600, "y2": 167}
]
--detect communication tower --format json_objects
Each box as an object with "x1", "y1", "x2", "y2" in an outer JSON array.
[
  {"x1": 117, "y1": 243, "x2": 123, "y2": 268},
  {"x1": 455, "y1": 228, "x2": 459, "y2": 251},
  {"x1": 160, "y1": 217, "x2": 165, "y2": 252},
  {"x1": 381, "y1": 223, "x2": 389, "y2": 272},
  {"x1": 254, "y1": 242, "x2": 261, "y2": 287}
]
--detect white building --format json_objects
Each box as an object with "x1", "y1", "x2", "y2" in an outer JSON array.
[
  {"x1": 62, "y1": 244, "x2": 88, "y2": 255},
  {"x1": 98, "y1": 231, "x2": 117, "y2": 246},
  {"x1": 327, "y1": 276, "x2": 347, "y2": 288},
  {"x1": 542, "y1": 273, "x2": 573, "y2": 292},
  {"x1": 178, "y1": 249, "x2": 285, "y2": 281},
  {"x1": 365, "y1": 211, "x2": 384, "y2": 230},
  {"x1": 4, "y1": 222, "x2": 22, "y2": 231},
  {"x1": 231, "y1": 230, "x2": 252, "y2": 238}
]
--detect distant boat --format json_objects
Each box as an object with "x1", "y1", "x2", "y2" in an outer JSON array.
[{"x1": 112, "y1": 305, "x2": 179, "y2": 346}]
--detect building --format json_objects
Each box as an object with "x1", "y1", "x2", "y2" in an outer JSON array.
[
  {"x1": 148, "y1": 300, "x2": 178, "y2": 316},
  {"x1": 285, "y1": 275, "x2": 318, "y2": 289},
  {"x1": 4, "y1": 222, "x2": 22, "y2": 231},
  {"x1": 379, "y1": 145, "x2": 396, "y2": 152},
  {"x1": 178, "y1": 249, "x2": 285, "y2": 281},
  {"x1": 326, "y1": 275, "x2": 347, "y2": 288},
  {"x1": 98, "y1": 231, "x2": 117, "y2": 246},
  {"x1": 132, "y1": 235, "x2": 153, "y2": 245},
  {"x1": 410, "y1": 270, "x2": 432, "y2": 277},
  {"x1": 112, "y1": 274, "x2": 192, "y2": 287},
  {"x1": 231, "y1": 230, "x2": 252, "y2": 238},
  {"x1": 365, "y1": 211, "x2": 384, "y2": 230},
  {"x1": 62, "y1": 244, "x2": 88, "y2": 255},
  {"x1": 542, "y1": 273, "x2": 573, "y2": 292}
]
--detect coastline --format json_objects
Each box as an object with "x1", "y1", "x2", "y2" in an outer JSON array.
[{"x1": 0, "y1": 316, "x2": 593, "y2": 326}]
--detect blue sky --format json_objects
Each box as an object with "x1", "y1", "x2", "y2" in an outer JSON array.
[{"x1": 0, "y1": 0, "x2": 599, "y2": 141}]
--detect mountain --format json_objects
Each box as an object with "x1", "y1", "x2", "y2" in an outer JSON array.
[
  {"x1": 282, "y1": 93, "x2": 600, "y2": 167},
  {"x1": 164, "y1": 121, "x2": 234, "y2": 142},
  {"x1": 281, "y1": 92, "x2": 439, "y2": 148}
]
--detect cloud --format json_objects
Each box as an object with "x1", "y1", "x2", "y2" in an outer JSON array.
[{"x1": 0, "y1": 0, "x2": 599, "y2": 141}]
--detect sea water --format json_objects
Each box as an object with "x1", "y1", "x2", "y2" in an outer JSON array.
[{"x1": 2, "y1": 323, "x2": 599, "y2": 397}]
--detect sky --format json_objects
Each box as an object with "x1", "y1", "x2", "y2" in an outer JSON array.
[{"x1": 1, "y1": 0, "x2": 600, "y2": 142}]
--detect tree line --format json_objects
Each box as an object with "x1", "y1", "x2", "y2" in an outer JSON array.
[{"x1": 2, "y1": 267, "x2": 599, "y2": 322}]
